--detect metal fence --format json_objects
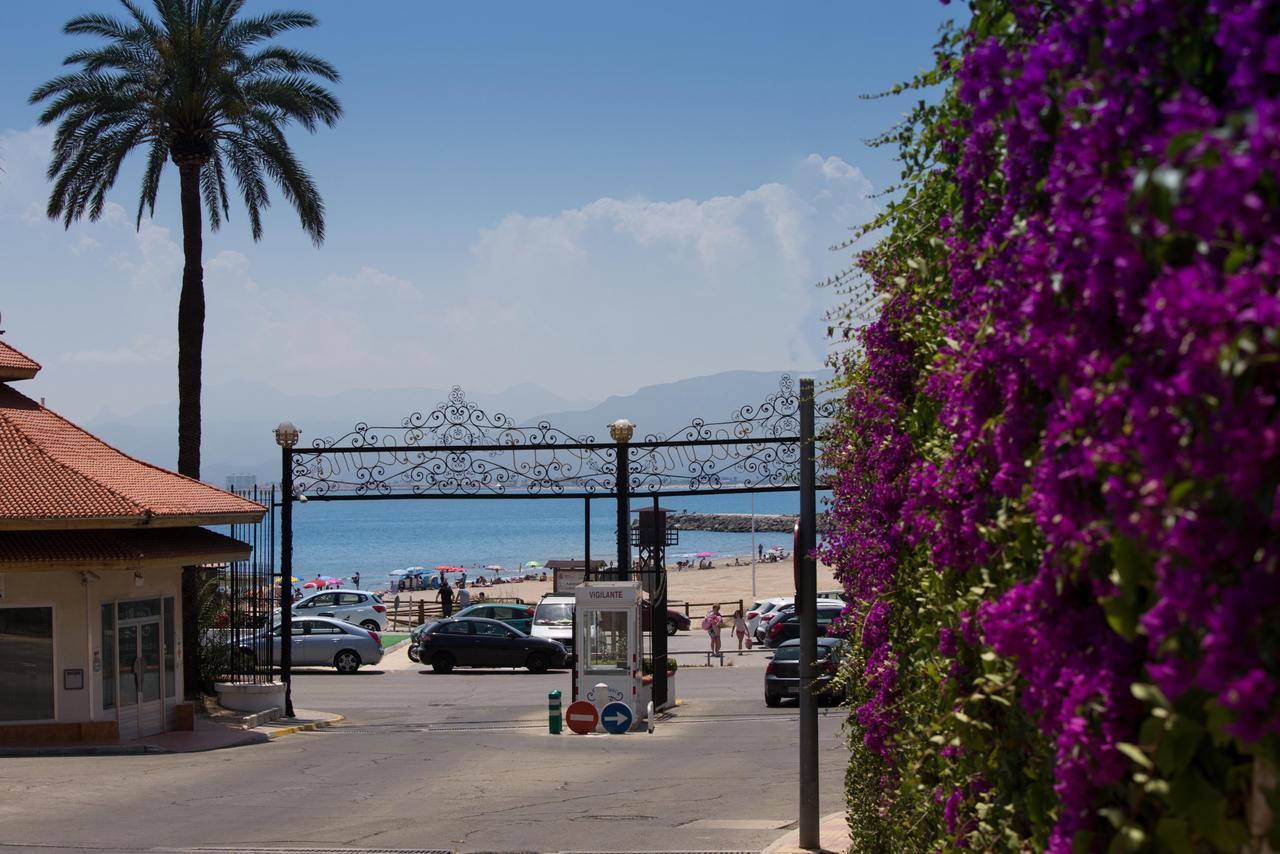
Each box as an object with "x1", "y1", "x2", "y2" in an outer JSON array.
[{"x1": 216, "y1": 485, "x2": 277, "y2": 684}]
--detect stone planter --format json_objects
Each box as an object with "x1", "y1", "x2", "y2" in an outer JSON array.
[
  {"x1": 640, "y1": 672, "x2": 678, "y2": 712},
  {"x1": 215, "y1": 681, "x2": 285, "y2": 714}
]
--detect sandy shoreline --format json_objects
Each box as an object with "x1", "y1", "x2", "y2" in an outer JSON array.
[{"x1": 376, "y1": 553, "x2": 840, "y2": 614}]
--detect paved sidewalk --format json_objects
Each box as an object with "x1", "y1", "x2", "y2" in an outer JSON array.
[
  {"x1": 761, "y1": 810, "x2": 850, "y2": 854},
  {"x1": 0, "y1": 708, "x2": 343, "y2": 757}
]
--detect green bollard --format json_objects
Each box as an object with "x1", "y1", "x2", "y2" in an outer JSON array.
[{"x1": 548, "y1": 689, "x2": 562, "y2": 734}]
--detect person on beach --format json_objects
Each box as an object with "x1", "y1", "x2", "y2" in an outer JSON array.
[
  {"x1": 352, "y1": 571, "x2": 361, "y2": 590},
  {"x1": 456, "y1": 581, "x2": 470, "y2": 610},
  {"x1": 438, "y1": 579, "x2": 454, "y2": 618},
  {"x1": 732, "y1": 608, "x2": 750, "y2": 652},
  {"x1": 702, "y1": 604, "x2": 724, "y2": 656}
]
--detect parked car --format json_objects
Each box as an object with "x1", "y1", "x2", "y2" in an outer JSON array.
[
  {"x1": 641, "y1": 600, "x2": 691, "y2": 635},
  {"x1": 746, "y1": 597, "x2": 788, "y2": 636},
  {"x1": 240, "y1": 616, "x2": 382, "y2": 674},
  {"x1": 530, "y1": 594, "x2": 575, "y2": 642},
  {"x1": 417, "y1": 617, "x2": 568, "y2": 673},
  {"x1": 765, "y1": 637, "x2": 845, "y2": 707},
  {"x1": 754, "y1": 599, "x2": 845, "y2": 644},
  {"x1": 292, "y1": 588, "x2": 387, "y2": 632},
  {"x1": 763, "y1": 605, "x2": 844, "y2": 648},
  {"x1": 453, "y1": 602, "x2": 536, "y2": 634}
]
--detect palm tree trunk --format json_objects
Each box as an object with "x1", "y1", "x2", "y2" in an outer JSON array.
[{"x1": 177, "y1": 160, "x2": 206, "y2": 700}]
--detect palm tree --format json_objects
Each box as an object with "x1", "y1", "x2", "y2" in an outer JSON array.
[
  {"x1": 31, "y1": 0, "x2": 341, "y2": 479},
  {"x1": 32, "y1": 0, "x2": 341, "y2": 699}
]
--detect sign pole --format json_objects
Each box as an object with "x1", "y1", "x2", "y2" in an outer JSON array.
[{"x1": 797, "y1": 378, "x2": 819, "y2": 848}]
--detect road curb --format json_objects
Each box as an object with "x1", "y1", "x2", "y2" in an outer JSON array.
[
  {"x1": 759, "y1": 810, "x2": 849, "y2": 854},
  {"x1": 262, "y1": 712, "x2": 345, "y2": 740}
]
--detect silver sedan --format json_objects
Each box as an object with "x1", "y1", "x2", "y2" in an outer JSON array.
[{"x1": 240, "y1": 616, "x2": 383, "y2": 674}]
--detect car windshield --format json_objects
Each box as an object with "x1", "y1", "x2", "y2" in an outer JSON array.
[{"x1": 534, "y1": 603, "x2": 573, "y2": 625}]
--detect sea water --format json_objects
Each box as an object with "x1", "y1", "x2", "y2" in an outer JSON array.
[{"x1": 286, "y1": 490, "x2": 825, "y2": 591}]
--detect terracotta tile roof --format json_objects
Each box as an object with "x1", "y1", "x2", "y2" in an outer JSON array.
[
  {"x1": 0, "y1": 527, "x2": 251, "y2": 571},
  {"x1": 0, "y1": 341, "x2": 41, "y2": 381},
  {"x1": 0, "y1": 383, "x2": 265, "y2": 529}
]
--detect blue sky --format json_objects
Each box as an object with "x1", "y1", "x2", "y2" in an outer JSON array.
[{"x1": 0, "y1": 1, "x2": 955, "y2": 422}]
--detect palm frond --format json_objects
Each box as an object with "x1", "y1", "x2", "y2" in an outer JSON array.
[
  {"x1": 136, "y1": 136, "x2": 168, "y2": 227},
  {"x1": 32, "y1": 0, "x2": 340, "y2": 245}
]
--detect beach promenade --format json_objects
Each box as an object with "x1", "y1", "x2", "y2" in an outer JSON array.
[{"x1": 380, "y1": 555, "x2": 841, "y2": 616}]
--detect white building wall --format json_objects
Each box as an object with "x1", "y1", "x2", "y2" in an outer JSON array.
[{"x1": 0, "y1": 568, "x2": 183, "y2": 726}]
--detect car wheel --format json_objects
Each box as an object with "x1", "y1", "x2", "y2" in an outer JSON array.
[
  {"x1": 666, "y1": 617, "x2": 679, "y2": 636},
  {"x1": 360, "y1": 620, "x2": 380, "y2": 632},
  {"x1": 765, "y1": 692, "x2": 782, "y2": 708},
  {"x1": 407, "y1": 644, "x2": 420, "y2": 663},
  {"x1": 334, "y1": 650, "x2": 362, "y2": 674},
  {"x1": 431, "y1": 652, "x2": 455, "y2": 674},
  {"x1": 526, "y1": 652, "x2": 550, "y2": 674}
]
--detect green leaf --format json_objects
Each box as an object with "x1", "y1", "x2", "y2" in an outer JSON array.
[
  {"x1": 1102, "y1": 595, "x2": 1139, "y2": 641},
  {"x1": 1155, "y1": 818, "x2": 1194, "y2": 854},
  {"x1": 1116, "y1": 742, "x2": 1154, "y2": 770}
]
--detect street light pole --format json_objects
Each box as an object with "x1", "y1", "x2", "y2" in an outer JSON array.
[
  {"x1": 274, "y1": 421, "x2": 300, "y2": 719},
  {"x1": 751, "y1": 491, "x2": 757, "y2": 599},
  {"x1": 610, "y1": 419, "x2": 634, "y2": 582}
]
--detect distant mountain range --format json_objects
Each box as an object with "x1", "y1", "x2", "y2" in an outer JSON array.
[{"x1": 85, "y1": 368, "x2": 834, "y2": 487}]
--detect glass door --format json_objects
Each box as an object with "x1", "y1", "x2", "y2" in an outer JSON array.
[
  {"x1": 116, "y1": 624, "x2": 139, "y2": 739},
  {"x1": 114, "y1": 600, "x2": 166, "y2": 739}
]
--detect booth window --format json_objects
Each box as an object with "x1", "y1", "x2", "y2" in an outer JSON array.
[
  {"x1": 0, "y1": 606, "x2": 54, "y2": 721},
  {"x1": 586, "y1": 610, "x2": 629, "y2": 671}
]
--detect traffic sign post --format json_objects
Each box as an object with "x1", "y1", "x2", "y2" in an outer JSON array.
[
  {"x1": 565, "y1": 699, "x2": 599, "y2": 735},
  {"x1": 600, "y1": 701, "x2": 634, "y2": 734}
]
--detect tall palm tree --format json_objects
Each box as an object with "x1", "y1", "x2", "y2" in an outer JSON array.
[
  {"x1": 32, "y1": 0, "x2": 340, "y2": 698},
  {"x1": 31, "y1": 0, "x2": 341, "y2": 479}
]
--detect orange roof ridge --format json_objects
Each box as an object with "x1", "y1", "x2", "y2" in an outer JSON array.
[
  {"x1": 0, "y1": 383, "x2": 264, "y2": 529},
  {"x1": 0, "y1": 341, "x2": 41, "y2": 381},
  {"x1": 0, "y1": 390, "x2": 152, "y2": 518}
]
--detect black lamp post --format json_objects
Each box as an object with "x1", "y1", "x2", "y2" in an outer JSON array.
[
  {"x1": 609, "y1": 419, "x2": 634, "y2": 581},
  {"x1": 274, "y1": 420, "x2": 300, "y2": 718}
]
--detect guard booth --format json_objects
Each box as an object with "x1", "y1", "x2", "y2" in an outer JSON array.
[{"x1": 573, "y1": 581, "x2": 643, "y2": 728}]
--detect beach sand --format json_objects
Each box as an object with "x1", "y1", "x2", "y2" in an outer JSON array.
[{"x1": 379, "y1": 554, "x2": 839, "y2": 613}]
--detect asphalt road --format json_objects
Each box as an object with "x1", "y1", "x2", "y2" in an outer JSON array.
[{"x1": 0, "y1": 631, "x2": 850, "y2": 854}]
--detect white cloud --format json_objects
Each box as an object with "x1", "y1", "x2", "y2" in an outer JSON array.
[{"x1": 2, "y1": 125, "x2": 875, "y2": 421}]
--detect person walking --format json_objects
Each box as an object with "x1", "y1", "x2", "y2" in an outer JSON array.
[
  {"x1": 702, "y1": 604, "x2": 724, "y2": 657},
  {"x1": 456, "y1": 581, "x2": 470, "y2": 610},
  {"x1": 352, "y1": 571, "x2": 361, "y2": 590},
  {"x1": 732, "y1": 608, "x2": 750, "y2": 652},
  {"x1": 438, "y1": 579, "x2": 454, "y2": 618}
]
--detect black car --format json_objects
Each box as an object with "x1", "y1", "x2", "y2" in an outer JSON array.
[
  {"x1": 763, "y1": 605, "x2": 843, "y2": 648},
  {"x1": 417, "y1": 616, "x2": 568, "y2": 673},
  {"x1": 765, "y1": 637, "x2": 845, "y2": 707}
]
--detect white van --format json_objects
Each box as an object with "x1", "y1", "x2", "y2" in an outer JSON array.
[{"x1": 530, "y1": 594, "x2": 574, "y2": 642}]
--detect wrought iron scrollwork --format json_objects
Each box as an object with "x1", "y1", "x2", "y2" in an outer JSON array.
[{"x1": 290, "y1": 376, "x2": 836, "y2": 498}]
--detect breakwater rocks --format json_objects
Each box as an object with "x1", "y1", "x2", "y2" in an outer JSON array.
[{"x1": 664, "y1": 513, "x2": 799, "y2": 533}]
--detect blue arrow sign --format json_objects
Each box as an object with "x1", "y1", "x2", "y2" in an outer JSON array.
[{"x1": 600, "y1": 701, "x2": 634, "y2": 734}]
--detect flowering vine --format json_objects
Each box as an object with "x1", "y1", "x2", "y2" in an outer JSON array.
[{"x1": 824, "y1": 0, "x2": 1280, "y2": 850}]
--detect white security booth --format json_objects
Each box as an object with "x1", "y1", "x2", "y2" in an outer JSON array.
[{"x1": 573, "y1": 581, "x2": 643, "y2": 729}]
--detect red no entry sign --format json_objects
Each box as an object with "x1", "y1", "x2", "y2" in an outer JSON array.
[{"x1": 565, "y1": 700, "x2": 599, "y2": 735}]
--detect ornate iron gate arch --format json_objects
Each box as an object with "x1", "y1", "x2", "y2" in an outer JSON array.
[
  {"x1": 276, "y1": 375, "x2": 835, "y2": 716},
  {"x1": 290, "y1": 374, "x2": 835, "y2": 500}
]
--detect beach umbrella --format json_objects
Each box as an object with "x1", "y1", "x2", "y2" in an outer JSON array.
[
  {"x1": 301, "y1": 580, "x2": 321, "y2": 589},
  {"x1": 273, "y1": 575, "x2": 299, "y2": 584},
  {"x1": 388, "y1": 568, "x2": 410, "y2": 576},
  {"x1": 525, "y1": 560, "x2": 542, "y2": 568},
  {"x1": 484, "y1": 565, "x2": 504, "y2": 571},
  {"x1": 696, "y1": 551, "x2": 716, "y2": 558}
]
